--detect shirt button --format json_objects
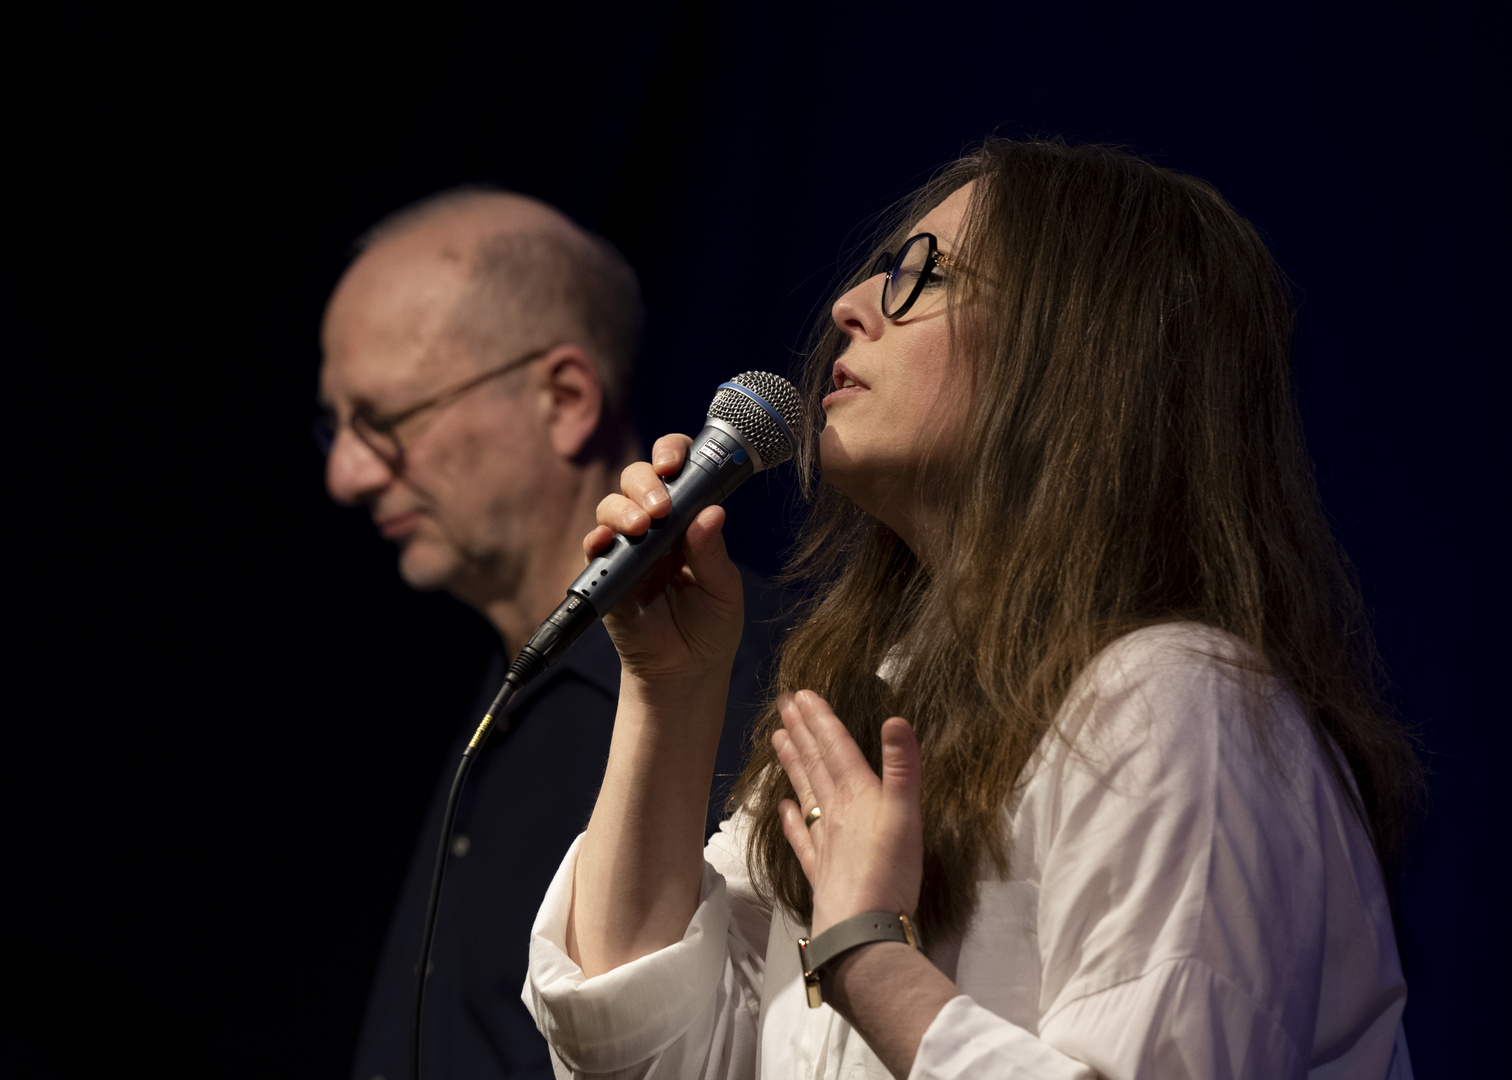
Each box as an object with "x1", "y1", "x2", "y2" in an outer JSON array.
[{"x1": 451, "y1": 834, "x2": 471, "y2": 857}]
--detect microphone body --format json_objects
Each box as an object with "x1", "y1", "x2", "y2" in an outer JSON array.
[
  {"x1": 503, "y1": 373, "x2": 801, "y2": 688},
  {"x1": 570, "y1": 419, "x2": 754, "y2": 615}
]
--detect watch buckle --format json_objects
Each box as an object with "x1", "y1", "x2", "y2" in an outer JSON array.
[
  {"x1": 797, "y1": 936, "x2": 823, "y2": 1009},
  {"x1": 802, "y1": 971, "x2": 823, "y2": 1008}
]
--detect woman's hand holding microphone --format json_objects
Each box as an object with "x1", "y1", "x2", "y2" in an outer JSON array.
[{"x1": 586, "y1": 432, "x2": 746, "y2": 696}]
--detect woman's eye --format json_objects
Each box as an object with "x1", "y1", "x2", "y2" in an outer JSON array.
[{"x1": 922, "y1": 267, "x2": 947, "y2": 288}]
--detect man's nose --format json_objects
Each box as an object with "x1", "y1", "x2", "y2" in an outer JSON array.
[{"x1": 326, "y1": 427, "x2": 394, "y2": 505}]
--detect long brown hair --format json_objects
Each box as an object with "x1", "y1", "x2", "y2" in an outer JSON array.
[{"x1": 730, "y1": 137, "x2": 1421, "y2": 944}]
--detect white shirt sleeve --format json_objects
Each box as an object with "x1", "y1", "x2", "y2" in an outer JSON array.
[
  {"x1": 910, "y1": 625, "x2": 1407, "y2": 1080},
  {"x1": 523, "y1": 817, "x2": 770, "y2": 1080}
]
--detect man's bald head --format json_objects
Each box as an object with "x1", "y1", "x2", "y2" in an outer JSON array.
[
  {"x1": 320, "y1": 188, "x2": 646, "y2": 629},
  {"x1": 357, "y1": 187, "x2": 642, "y2": 424}
]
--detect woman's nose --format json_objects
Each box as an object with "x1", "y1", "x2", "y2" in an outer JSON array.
[{"x1": 831, "y1": 276, "x2": 885, "y2": 342}]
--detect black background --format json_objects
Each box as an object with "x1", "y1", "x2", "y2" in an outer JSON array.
[{"x1": 6, "y1": 2, "x2": 1504, "y2": 1076}]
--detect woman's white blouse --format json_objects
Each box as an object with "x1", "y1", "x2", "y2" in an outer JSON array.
[{"x1": 523, "y1": 624, "x2": 1411, "y2": 1079}]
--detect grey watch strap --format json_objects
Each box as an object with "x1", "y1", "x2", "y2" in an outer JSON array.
[{"x1": 796, "y1": 911, "x2": 920, "y2": 1008}]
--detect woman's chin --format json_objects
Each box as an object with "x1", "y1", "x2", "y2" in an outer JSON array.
[
  {"x1": 820, "y1": 429, "x2": 908, "y2": 487},
  {"x1": 818, "y1": 431, "x2": 863, "y2": 491}
]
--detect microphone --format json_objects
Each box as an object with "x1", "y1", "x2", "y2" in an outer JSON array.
[{"x1": 503, "y1": 370, "x2": 802, "y2": 692}]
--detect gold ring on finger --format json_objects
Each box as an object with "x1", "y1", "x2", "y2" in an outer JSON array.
[{"x1": 804, "y1": 806, "x2": 821, "y2": 828}]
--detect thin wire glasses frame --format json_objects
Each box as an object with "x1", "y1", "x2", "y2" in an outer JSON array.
[
  {"x1": 316, "y1": 344, "x2": 552, "y2": 470},
  {"x1": 871, "y1": 232, "x2": 966, "y2": 320}
]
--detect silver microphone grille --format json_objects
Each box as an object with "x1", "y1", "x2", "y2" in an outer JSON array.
[{"x1": 706, "y1": 371, "x2": 803, "y2": 472}]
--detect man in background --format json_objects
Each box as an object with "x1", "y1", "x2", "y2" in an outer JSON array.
[{"x1": 319, "y1": 189, "x2": 778, "y2": 1080}]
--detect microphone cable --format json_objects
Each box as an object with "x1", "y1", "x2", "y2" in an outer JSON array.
[
  {"x1": 409, "y1": 602, "x2": 593, "y2": 1080},
  {"x1": 410, "y1": 657, "x2": 522, "y2": 1080},
  {"x1": 411, "y1": 682, "x2": 510, "y2": 1080}
]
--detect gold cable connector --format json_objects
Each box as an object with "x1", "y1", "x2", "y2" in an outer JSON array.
[
  {"x1": 466, "y1": 712, "x2": 503, "y2": 755},
  {"x1": 465, "y1": 670, "x2": 523, "y2": 757}
]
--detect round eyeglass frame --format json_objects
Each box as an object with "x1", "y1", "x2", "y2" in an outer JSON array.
[{"x1": 870, "y1": 232, "x2": 964, "y2": 320}]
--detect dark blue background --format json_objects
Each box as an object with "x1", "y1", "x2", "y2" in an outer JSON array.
[{"x1": 7, "y1": 2, "x2": 1503, "y2": 1076}]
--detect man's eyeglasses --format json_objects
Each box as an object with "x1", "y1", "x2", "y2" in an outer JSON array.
[
  {"x1": 314, "y1": 345, "x2": 552, "y2": 471},
  {"x1": 869, "y1": 232, "x2": 965, "y2": 320}
]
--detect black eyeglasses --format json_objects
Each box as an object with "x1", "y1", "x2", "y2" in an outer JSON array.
[
  {"x1": 870, "y1": 232, "x2": 966, "y2": 320},
  {"x1": 314, "y1": 344, "x2": 552, "y2": 470}
]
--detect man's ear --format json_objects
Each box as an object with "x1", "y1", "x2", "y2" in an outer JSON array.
[{"x1": 539, "y1": 345, "x2": 604, "y2": 460}]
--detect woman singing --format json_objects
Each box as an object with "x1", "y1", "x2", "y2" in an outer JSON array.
[{"x1": 522, "y1": 138, "x2": 1419, "y2": 1079}]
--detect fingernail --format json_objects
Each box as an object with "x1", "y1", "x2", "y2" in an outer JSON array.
[
  {"x1": 652, "y1": 450, "x2": 676, "y2": 468},
  {"x1": 645, "y1": 489, "x2": 667, "y2": 510}
]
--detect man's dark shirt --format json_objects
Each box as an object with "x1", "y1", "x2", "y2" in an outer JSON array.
[{"x1": 350, "y1": 574, "x2": 784, "y2": 1080}]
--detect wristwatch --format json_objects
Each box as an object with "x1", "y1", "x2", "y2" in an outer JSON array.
[{"x1": 796, "y1": 911, "x2": 921, "y2": 1008}]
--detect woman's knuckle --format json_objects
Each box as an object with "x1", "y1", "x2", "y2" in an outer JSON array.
[{"x1": 817, "y1": 729, "x2": 850, "y2": 760}]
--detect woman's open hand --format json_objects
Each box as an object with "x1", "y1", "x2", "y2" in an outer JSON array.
[
  {"x1": 585, "y1": 433, "x2": 745, "y2": 692},
  {"x1": 774, "y1": 691, "x2": 924, "y2": 937}
]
